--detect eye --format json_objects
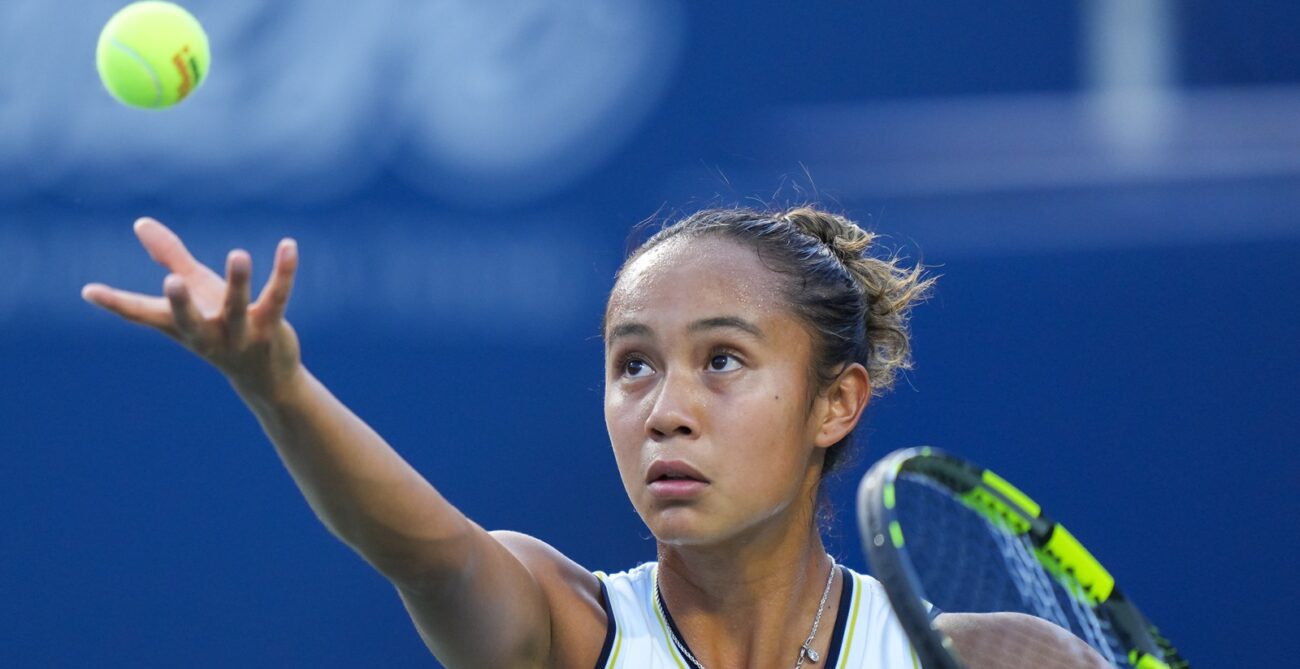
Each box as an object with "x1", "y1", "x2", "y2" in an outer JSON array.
[
  {"x1": 707, "y1": 352, "x2": 742, "y2": 372},
  {"x1": 622, "y1": 356, "x2": 655, "y2": 378}
]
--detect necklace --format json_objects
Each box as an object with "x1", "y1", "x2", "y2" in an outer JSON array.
[{"x1": 652, "y1": 554, "x2": 838, "y2": 669}]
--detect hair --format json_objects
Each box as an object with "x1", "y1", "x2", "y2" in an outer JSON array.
[{"x1": 607, "y1": 205, "x2": 936, "y2": 477}]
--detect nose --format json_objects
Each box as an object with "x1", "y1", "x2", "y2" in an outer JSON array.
[{"x1": 645, "y1": 370, "x2": 701, "y2": 441}]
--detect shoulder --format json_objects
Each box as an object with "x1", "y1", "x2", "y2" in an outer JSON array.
[
  {"x1": 933, "y1": 612, "x2": 1109, "y2": 669},
  {"x1": 490, "y1": 531, "x2": 608, "y2": 669},
  {"x1": 491, "y1": 530, "x2": 603, "y2": 601},
  {"x1": 837, "y1": 570, "x2": 1103, "y2": 668}
]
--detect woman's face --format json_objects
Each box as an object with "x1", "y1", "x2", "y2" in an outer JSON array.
[{"x1": 603, "y1": 236, "x2": 838, "y2": 548}]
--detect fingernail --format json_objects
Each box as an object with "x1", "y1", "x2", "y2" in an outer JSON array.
[{"x1": 80, "y1": 285, "x2": 97, "y2": 303}]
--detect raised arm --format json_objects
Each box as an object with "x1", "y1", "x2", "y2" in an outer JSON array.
[{"x1": 82, "y1": 218, "x2": 601, "y2": 669}]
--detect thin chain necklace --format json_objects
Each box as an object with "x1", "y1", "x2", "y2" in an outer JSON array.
[{"x1": 653, "y1": 554, "x2": 838, "y2": 669}]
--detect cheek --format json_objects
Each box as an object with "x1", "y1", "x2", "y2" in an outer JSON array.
[
  {"x1": 604, "y1": 388, "x2": 639, "y2": 439},
  {"x1": 735, "y1": 372, "x2": 809, "y2": 433},
  {"x1": 604, "y1": 392, "x2": 643, "y2": 474},
  {"x1": 724, "y1": 380, "x2": 813, "y2": 474}
]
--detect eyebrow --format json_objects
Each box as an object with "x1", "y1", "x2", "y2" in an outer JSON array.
[
  {"x1": 605, "y1": 316, "x2": 765, "y2": 342},
  {"x1": 689, "y1": 316, "x2": 765, "y2": 339},
  {"x1": 606, "y1": 322, "x2": 652, "y2": 341}
]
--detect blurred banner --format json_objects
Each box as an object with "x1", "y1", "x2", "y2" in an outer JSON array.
[{"x1": 0, "y1": 0, "x2": 682, "y2": 205}]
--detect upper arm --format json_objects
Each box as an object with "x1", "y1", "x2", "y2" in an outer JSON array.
[
  {"x1": 491, "y1": 531, "x2": 608, "y2": 669},
  {"x1": 933, "y1": 612, "x2": 1110, "y2": 669},
  {"x1": 392, "y1": 526, "x2": 605, "y2": 669}
]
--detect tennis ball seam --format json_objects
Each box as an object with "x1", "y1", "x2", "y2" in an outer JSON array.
[{"x1": 108, "y1": 37, "x2": 163, "y2": 108}]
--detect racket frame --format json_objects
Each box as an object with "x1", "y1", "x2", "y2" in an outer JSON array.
[{"x1": 857, "y1": 447, "x2": 1186, "y2": 669}]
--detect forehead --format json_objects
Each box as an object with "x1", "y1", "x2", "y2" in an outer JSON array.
[{"x1": 606, "y1": 235, "x2": 788, "y2": 332}]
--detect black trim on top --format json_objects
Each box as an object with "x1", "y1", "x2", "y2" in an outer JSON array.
[
  {"x1": 659, "y1": 565, "x2": 856, "y2": 669},
  {"x1": 592, "y1": 577, "x2": 617, "y2": 669},
  {"x1": 659, "y1": 584, "x2": 702, "y2": 668},
  {"x1": 819, "y1": 565, "x2": 855, "y2": 669}
]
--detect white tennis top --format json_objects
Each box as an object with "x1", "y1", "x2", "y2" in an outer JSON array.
[{"x1": 592, "y1": 562, "x2": 925, "y2": 669}]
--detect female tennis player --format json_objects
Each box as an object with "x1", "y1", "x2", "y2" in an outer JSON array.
[{"x1": 82, "y1": 207, "x2": 1106, "y2": 669}]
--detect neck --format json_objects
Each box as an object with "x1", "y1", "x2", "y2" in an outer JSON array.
[{"x1": 655, "y1": 513, "x2": 840, "y2": 668}]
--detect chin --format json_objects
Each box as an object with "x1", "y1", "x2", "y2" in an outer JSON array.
[
  {"x1": 644, "y1": 507, "x2": 715, "y2": 546},
  {"x1": 645, "y1": 506, "x2": 745, "y2": 548}
]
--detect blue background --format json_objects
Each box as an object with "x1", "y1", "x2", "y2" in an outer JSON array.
[{"x1": 3, "y1": 1, "x2": 1297, "y2": 666}]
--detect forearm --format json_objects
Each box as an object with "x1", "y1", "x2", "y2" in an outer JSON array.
[
  {"x1": 240, "y1": 369, "x2": 557, "y2": 663},
  {"x1": 85, "y1": 221, "x2": 556, "y2": 663},
  {"x1": 235, "y1": 366, "x2": 474, "y2": 584}
]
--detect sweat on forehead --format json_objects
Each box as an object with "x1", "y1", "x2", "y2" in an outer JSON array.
[{"x1": 603, "y1": 236, "x2": 787, "y2": 333}]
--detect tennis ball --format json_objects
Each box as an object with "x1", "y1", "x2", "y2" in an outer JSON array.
[{"x1": 96, "y1": 2, "x2": 210, "y2": 109}]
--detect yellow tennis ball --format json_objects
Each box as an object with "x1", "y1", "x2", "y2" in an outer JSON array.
[{"x1": 96, "y1": 2, "x2": 210, "y2": 109}]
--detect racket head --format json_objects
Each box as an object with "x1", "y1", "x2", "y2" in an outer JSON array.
[
  {"x1": 857, "y1": 447, "x2": 1188, "y2": 669},
  {"x1": 857, "y1": 448, "x2": 963, "y2": 669}
]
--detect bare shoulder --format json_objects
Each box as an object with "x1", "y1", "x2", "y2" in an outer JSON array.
[
  {"x1": 491, "y1": 530, "x2": 608, "y2": 669},
  {"x1": 934, "y1": 612, "x2": 1109, "y2": 669}
]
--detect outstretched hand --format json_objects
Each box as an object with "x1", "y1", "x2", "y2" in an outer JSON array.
[{"x1": 82, "y1": 217, "x2": 304, "y2": 399}]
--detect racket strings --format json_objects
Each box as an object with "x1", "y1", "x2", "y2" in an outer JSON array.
[
  {"x1": 900, "y1": 476, "x2": 1025, "y2": 612},
  {"x1": 992, "y1": 520, "x2": 1122, "y2": 666},
  {"x1": 990, "y1": 522, "x2": 1071, "y2": 627},
  {"x1": 1063, "y1": 579, "x2": 1121, "y2": 665},
  {"x1": 895, "y1": 474, "x2": 1131, "y2": 668}
]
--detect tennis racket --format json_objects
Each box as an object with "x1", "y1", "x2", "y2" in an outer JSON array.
[{"x1": 857, "y1": 447, "x2": 1189, "y2": 669}]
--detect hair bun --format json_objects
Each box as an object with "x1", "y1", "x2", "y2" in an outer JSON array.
[{"x1": 781, "y1": 207, "x2": 875, "y2": 263}]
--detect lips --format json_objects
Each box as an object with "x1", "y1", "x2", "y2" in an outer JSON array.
[
  {"x1": 646, "y1": 459, "x2": 710, "y2": 485},
  {"x1": 646, "y1": 459, "x2": 710, "y2": 500}
]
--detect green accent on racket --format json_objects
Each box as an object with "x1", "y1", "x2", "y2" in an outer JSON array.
[{"x1": 858, "y1": 447, "x2": 1191, "y2": 669}]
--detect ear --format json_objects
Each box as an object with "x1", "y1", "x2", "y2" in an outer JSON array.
[{"x1": 812, "y1": 363, "x2": 871, "y2": 449}]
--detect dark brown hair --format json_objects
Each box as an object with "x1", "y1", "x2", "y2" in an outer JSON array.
[{"x1": 608, "y1": 206, "x2": 936, "y2": 476}]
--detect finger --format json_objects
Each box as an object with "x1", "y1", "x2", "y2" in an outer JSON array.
[
  {"x1": 134, "y1": 218, "x2": 220, "y2": 283},
  {"x1": 81, "y1": 283, "x2": 176, "y2": 331},
  {"x1": 164, "y1": 274, "x2": 204, "y2": 338},
  {"x1": 252, "y1": 238, "x2": 298, "y2": 329},
  {"x1": 223, "y1": 249, "x2": 252, "y2": 346}
]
